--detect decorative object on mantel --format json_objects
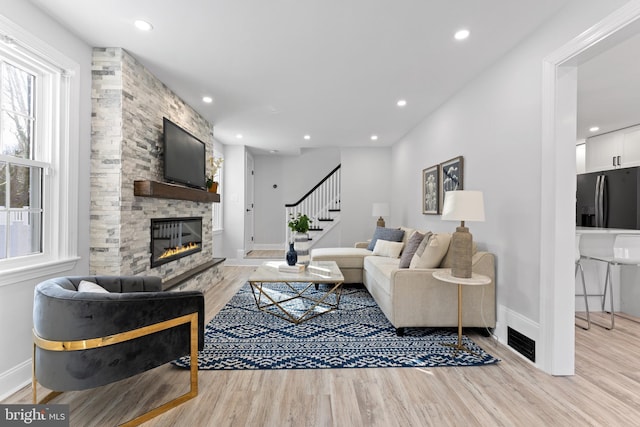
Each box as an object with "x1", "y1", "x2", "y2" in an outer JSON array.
[
  {"x1": 288, "y1": 213, "x2": 312, "y2": 266},
  {"x1": 206, "y1": 156, "x2": 223, "y2": 193},
  {"x1": 422, "y1": 164, "x2": 439, "y2": 214},
  {"x1": 286, "y1": 242, "x2": 298, "y2": 266},
  {"x1": 172, "y1": 283, "x2": 499, "y2": 370},
  {"x1": 439, "y1": 156, "x2": 464, "y2": 213},
  {"x1": 441, "y1": 190, "x2": 485, "y2": 278},
  {"x1": 372, "y1": 202, "x2": 389, "y2": 227},
  {"x1": 206, "y1": 180, "x2": 218, "y2": 193}
]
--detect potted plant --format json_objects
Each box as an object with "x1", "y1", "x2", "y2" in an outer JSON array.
[
  {"x1": 288, "y1": 213, "x2": 312, "y2": 234},
  {"x1": 288, "y1": 213, "x2": 312, "y2": 266},
  {"x1": 206, "y1": 156, "x2": 223, "y2": 193}
]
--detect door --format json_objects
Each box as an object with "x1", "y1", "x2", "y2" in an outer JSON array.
[
  {"x1": 604, "y1": 167, "x2": 640, "y2": 229},
  {"x1": 244, "y1": 151, "x2": 255, "y2": 255}
]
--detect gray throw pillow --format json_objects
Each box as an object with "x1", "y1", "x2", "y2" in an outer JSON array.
[
  {"x1": 398, "y1": 231, "x2": 429, "y2": 268},
  {"x1": 367, "y1": 227, "x2": 405, "y2": 251}
]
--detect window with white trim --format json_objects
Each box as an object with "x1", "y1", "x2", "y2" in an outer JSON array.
[
  {"x1": 0, "y1": 18, "x2": 79, "y2": 279},
  {"x1": 0, "y1": 59, "x2": 44, "y2": 259}
]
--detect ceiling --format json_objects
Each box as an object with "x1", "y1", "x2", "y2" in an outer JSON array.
[
  {"x1": 577, "y1": 30, "x2": 640, "y2": 141},
  {"x1": 28, "y1": 0, "x2": 575, "y2": 154}
]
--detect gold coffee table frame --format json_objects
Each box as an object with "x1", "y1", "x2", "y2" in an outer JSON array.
[
  {"x1": 248, "y1": 261, "x2": 345, "y2": 324},
  {"x1": 432, "y1": 269, "x2": 491, "y2": 355}
]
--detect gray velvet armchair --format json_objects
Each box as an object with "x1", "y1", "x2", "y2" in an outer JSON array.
[{"x1": 32, "y1": 275, "x2": 204, "y2": 426}]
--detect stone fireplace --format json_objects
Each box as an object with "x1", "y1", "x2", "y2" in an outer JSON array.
[{"x1": 90, "y1": 47, "x2": 223, "y2": 292}]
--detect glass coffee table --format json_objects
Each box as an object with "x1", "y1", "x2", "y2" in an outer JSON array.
[{"x1": 248, "y1": 261, "x2": 345, "y2": 324}]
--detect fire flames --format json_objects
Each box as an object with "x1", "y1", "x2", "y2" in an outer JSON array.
[{"x1": 158, "y1": 242, "x2": 199, "y2": 259}]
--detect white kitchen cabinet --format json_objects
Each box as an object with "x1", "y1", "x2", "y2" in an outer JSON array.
[
  {"x1": 585, "y1": 124, "x2": 640, "y2": 172},
  {"x1": 585, "y1": 132, "x2": 624, "y2": 172},
  {"x1": 622, "y1": 127, "x2": 640, "y2": 168}
]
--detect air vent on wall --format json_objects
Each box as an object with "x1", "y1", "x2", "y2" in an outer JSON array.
[{"x1": 507, "y1": 327, "x2": 535, "y2": 362}]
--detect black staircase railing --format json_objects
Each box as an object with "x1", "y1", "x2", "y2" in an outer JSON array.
[{"x1": 285, "y1": 164, "x2": 341, "y2": 244}]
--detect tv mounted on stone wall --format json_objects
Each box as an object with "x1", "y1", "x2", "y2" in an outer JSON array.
[{"x1": 163, "y1": 117, "x2": 206, "y2": 189}]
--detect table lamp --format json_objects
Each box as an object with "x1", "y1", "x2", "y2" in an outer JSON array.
[
  {"x1": 441, "y1": 190, "x2": 485, "y2": 278},
  {"x1": 372, "y1": 203, "x2": 389, "y2": 227}
]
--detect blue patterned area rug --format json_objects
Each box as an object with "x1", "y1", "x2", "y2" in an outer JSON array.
[{"x1": 173, "y1": 283, "x2": 499, "y2": 370}]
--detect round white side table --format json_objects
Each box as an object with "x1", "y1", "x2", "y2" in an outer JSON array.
[{"x1": 432, "y1": 269, "x2": 491, "y2": 354}]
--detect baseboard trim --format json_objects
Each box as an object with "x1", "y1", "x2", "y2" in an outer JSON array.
[
  {"x1": 251, "y1": 244, "x2": 285, "y2": 251},
  {"x1": 0, "y1": 359, "x2": 31, "y2": 401}
]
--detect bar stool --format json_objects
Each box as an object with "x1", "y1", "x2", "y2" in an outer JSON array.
[
  {"x1": 575, "y1": 234, "x2": 590, "y2": 330},
  {"x1": 588, "y1": 234, "x2": 640, "y2": 329}
]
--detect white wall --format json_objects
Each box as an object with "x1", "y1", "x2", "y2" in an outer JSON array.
[
  {"x1": 0, "y1": 1, "x2": 92, "y2": 399},
  {"x1": 340, "y1": 147, "x2": 392, "y2": 246},
  {"x1": 390, "y1": 0, "x2": 627, "y2": 352},
  {"x1": 251, "y1": 146, "x2": 390, "y2": 249},
  {"x1": 253, "y1": 148, "x2": 340, "y2": 247}
]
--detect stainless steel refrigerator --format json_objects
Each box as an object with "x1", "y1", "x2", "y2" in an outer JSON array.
[{"x1": 576, "y1": 167, "x2": 640, "y2": 229}]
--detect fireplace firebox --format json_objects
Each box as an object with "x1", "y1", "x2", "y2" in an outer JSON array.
[{"x1": 150, "y1": 217, "x2": 202, "y2": 267}]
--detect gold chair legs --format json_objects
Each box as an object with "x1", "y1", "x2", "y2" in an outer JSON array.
[{"x1": 32, "y1": 312, "x2": 200, "y2": 426}]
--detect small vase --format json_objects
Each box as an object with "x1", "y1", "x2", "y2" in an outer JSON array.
[
  {"x1": 294, "y1": 232, "x2": 310, "y2": 266},
  {"x1": 286, "y1": 243, "x2": 298, "y2": 266},
  {"x1": 208, "y1": 182, "x2": 218, "y2": 193}
]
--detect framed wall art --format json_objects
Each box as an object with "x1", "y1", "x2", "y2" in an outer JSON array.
[
  {"x1": 439, "y1": 156, "x2": 464, "y2": 212},
  {"x1": 422, "y1": 164, "x2": 439, "y2": 214}
]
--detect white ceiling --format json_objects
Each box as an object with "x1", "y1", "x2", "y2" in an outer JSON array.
[
  {"x1": 577, "y1": 30, "x2": 640, "y2": 140},
  {"x1": 28, "y1": 0, "x2": 575, "y2": 154}
]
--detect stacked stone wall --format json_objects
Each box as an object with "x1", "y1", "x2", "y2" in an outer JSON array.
[{"x1": 91, "y1": 47, "x2": 216, "y2": 288}]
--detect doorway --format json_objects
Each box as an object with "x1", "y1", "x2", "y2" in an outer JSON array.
[
  {"x1": 244, "y1": 151, "x2": 255, "y2": 256},
  {"x1": 541, "y1": 3, "x2": 640, "y2": 375}
]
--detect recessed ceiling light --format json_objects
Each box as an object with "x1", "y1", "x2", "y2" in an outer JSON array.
[
  {"x1": 454, "y1": 29, "x2": 470, "y2": 40},
  {"x1": 370, "y1": 135, "x2": 378, "y2": 141},
  {"x1": 236, "y1": 134, "x2": 243, "y2": 139},
  {"x1": 270, "y1": 150, "x2": 278, "y2": 154},
  {"x1": 396, "y1": 99, "x2": 407, "y2": 107},
  {"x1": 304, "y1": 135, "x2": 311, "y2": 140},
  {"x1": 589, "y1": 126, "x2": 600, "y2": 132},
  {"x1": 134, "y1": 20, "x2": 153, "y2": 31},
  {"x1": 202, "y1": 96, "x2": 213, "y2": 104}
]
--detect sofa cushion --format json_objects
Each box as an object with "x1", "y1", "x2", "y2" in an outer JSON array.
[
  {"x1": 399, "y1": 231, "x2": 430, "y2": 268},
  {"x1": 409, "y1": 233, "x2": 451, "y2": 269},
  {"x1": 399, "y1": 226, "x2": 415, "y2": 251},
  {"x1": 310, "y1": 247, "x2": 372, "y2": 269},
  {"x1": 372, "y1": 239, "x2": 404, "y2": 258},
  {"x1": 367, "y1": 227, "x2": 405, "y2": 251},
  {"x1": 364, "y1": 255, "x2": 400, "y2": 295}
]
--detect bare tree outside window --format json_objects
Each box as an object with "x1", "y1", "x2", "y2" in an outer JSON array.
[{"x1": 0, "y1": 60, "x2": 41, "y2": 259}]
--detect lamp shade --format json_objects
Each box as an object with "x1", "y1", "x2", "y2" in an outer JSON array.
[
  {"x1": 372, "y1": 202, "x2": 390, "y2": 218},
  {"x1": 441, "y1": 191, "x2": 485, "y2": 222}
]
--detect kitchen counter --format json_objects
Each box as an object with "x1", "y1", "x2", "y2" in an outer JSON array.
[{"x1": 576, "y1": 227, "x2": 640, "y2": 234}]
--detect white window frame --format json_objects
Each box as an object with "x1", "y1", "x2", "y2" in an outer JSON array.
[{"x1": 0, "y1": 16, "x2": 79, "y2": 286}]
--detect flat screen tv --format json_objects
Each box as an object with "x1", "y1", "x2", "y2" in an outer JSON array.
[{"x1": 163, "y1": 117, "x2": 206, "y2": 189}]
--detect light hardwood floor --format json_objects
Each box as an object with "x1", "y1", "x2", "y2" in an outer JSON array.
[{"x1": 5, "y1": 266, "x2": 640, "y2": 426}]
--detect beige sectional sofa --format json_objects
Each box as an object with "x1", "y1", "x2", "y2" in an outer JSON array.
[{"x1": 310, "y1": 228, "x2": 496, "y2": 335}]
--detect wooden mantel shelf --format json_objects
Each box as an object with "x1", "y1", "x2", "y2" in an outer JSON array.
[{"x1": 134, "y1": 180, "x2": 220, "y2": 203}]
